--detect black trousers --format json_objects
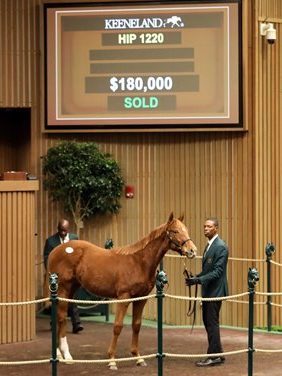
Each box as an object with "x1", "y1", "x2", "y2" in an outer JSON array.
[
  {"x1": 68, "y1": 303, "x2": 81, "y2": 326},
  {"x1": 202, "y1": 300, "x2": 223, "y2": 355}
]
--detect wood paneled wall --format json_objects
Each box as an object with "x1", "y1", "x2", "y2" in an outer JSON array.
[
  {"x1": 254, "y1": 0, "x2": 282, "y2": 327},
  {"x1": 0, "y1": 181, "x2": 38, "y2": 344},
  {"x1": 0, "y1": 0, "x2": 281, "y2": 333}
]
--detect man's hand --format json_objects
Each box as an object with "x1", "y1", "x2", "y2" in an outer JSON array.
[{"x1": 185, "y1": 277, "x2": 199, "y2": 286}]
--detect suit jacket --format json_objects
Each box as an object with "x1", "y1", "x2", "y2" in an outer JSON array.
[
  {"x1": 197, "y1": 236, "x2": 229, "y2": 298},
  {"x1": 43, "y1": 232, "x2": 78, "y2": 268}
]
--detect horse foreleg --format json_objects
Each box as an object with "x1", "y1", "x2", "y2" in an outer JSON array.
[
  {"x1": 57, "y1": 300, "x2": 73, "y2": 362},
  {"x1": 107, "y1": 301, "x2": 129, "y2": 370},
  {"x1": 131, "y1": 299, "x2": 147, "y2": 367}
]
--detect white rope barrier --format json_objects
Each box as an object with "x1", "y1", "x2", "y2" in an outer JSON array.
[
  {"x1": 256, "y1": 291, "x2": 282, "y2": 296},
  {"x1": 253, "y1": 301, "x2": 267, "y2": 305},
  {"x1": 164, "y1": 291, "x2": 249, "y2": 302},
  {"x1": 0, "y1": 290, "x2": 280, "y2": 307},
  {"x1": 59, "y1": 353, "x2": 156, "y2": 364},
  {"x1": 0, "y1": 297, "x2": 49, "y2": 306},
  {"x1": 228, "y1": 257, "x2": 264, "y2": 262},
  {"x1": 270, "y1": 259, "x2": 282, "y2": 267},
  {"x1": 165, "y1": 254, "x2": 200, "y2": 259},
  {"x1": 5, "y1": 347, "x2": 282, "y2": 367},
  {"x1": 0, "y1": 359, "x2": 50, "y2": 365},
  {"x1": 165, "y1": 254, "x2": 265, "y2": 262},
  {"x1": 58, "y1": 294, "x2": 155, "y2": 305},
  {"x1": 255, "y1": 348, "x2": 282, "y2": 353},
  {"x1": 164, "y1": 349, "x2": 248, "y2": 359},
  {"x1": 228, "y1": 299, "x2": 266, "y2": 305},
  {"x1": 228, "y1": 299, "x2": 249, "y2": 304}
]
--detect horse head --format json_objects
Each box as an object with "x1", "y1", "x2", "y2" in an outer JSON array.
[{"x1": 166, "y1": 212, "x2": 197, "y2": 258}]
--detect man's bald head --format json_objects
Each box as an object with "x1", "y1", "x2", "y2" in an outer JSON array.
[{"x1": 57, "y1": 219, "x2": 70, "y2": 239}]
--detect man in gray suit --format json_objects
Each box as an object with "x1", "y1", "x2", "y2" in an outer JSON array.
[
  {"x1": 186, "y1": 217, "x2": 228, "y2": 367},
  {"x1": 43, "y1": 218, "x2": 83, "y2": 334}
]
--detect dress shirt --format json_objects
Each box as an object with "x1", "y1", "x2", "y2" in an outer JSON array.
[
  {"x1": 60, "y1": 234, "x2": 70, "y2": 244},
  {"x1": 204, "y1": 234, "x2": 219, "y2": 256}
]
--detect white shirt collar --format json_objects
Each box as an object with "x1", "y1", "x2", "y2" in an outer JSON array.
[
  {"x1": 60, "y1": 233, "x2": 70, "y2": 244},
  {"x1": 208, "y1": 234, "x2": 218, "y2": 248}
]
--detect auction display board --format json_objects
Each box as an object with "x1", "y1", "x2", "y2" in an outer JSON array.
[{"x1": 44, "y1": 1, "x2": 242, "y2": 131}]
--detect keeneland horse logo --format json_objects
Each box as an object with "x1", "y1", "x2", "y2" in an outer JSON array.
[{"x1": 164, "y1": 16, "x2": 184, "y2": 28}]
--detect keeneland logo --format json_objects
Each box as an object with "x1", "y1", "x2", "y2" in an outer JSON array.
[{"x1": 104, "y1": 16, "x2": 184, "y2": 30}]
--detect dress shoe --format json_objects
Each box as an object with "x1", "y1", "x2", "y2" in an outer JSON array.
[
  {"x1": 196, "y1": 357, "x2": 225, "y2": 367},
  {"x1": 72, "y1": 324, "x2": 84, "y2": 334}
]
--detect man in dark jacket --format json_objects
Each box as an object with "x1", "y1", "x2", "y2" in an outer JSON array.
[
  {"x1": 43, "y1": 218, "x2": 83, "y2": 334},
  {"x1": 186, "y1": 217, "x2": 228, "y2": 367}
]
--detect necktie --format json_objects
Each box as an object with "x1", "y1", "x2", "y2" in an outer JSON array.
[{"x1": 203, "y1": 243, "x2": 209, "y2": 258}]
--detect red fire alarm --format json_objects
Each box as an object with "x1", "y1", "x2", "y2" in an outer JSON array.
[{"x1": 125, "y1": 185, "x2": 134, "y2": 198}]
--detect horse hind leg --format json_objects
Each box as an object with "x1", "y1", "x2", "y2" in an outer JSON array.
[
  {"x1": 107, "y1": 301, "x2": 130, "y2": 370},
  {"x1": 57, "y1": 300, "x2": 73, "y2": 362},
  {"x1": 131, "y1": 300, "x2": 148, "y2": 367}
]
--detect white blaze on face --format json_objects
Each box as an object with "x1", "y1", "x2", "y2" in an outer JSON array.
[
  {"x1": 65, "y1": 246, "x2": 74, "y2": 254},
  {"x1": 180, "y1": 224, "x2": 186, "y2": 233}
]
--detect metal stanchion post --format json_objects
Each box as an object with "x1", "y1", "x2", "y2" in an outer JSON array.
[
  {"x1": 49, "y1": 273, "x2": 59, "y2": 376},
  {"x1": 265, "y1": 242, "x2": 275, "y2": 332},
  {"x1": 248, "y1": 267, "x2": 259, "y2": 376},
  {"x1": 156, "y1": 270, "x2": 168, "y2": 376}
]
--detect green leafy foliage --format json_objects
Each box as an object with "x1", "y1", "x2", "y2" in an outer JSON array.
[{"x1": 42, "y1": 141, "x2": 124, "y2": 229}]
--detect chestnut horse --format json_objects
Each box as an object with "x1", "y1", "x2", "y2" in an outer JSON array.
[{"x1": 46, "y1": 213, "x2": 197, "y2": 369}]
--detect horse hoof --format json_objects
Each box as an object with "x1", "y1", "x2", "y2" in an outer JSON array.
[
  {"x1": 136, "y1": 359, "x2": 147, "y2": 367},
  {"x1": 109, "y1": 365, "x2": 118, "y2": 370},
  {"x1": 56, "y1": 348, "x2": 63, "y2": 361},
  {"x1": 63, "y1": 352, "x2": 73, "y2": 364},
  {"x1": 65, "y1": 360, "x2": 74, "y2": 365},
  {"x1": 108, "y1": 360, "x2": 118, "y2": 370},
  {"x1": 64, "y1": 357, "x2": 74, "y2": 365}
]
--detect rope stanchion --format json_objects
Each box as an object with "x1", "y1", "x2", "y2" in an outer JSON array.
[
  {"x1": 49, "y1": 273, "x2": 59, "y2": 376},
  {"x1": 248, "y1": 267, "x2": 259, "y2": 376},
  {"x1": 156, "y1": 270, "x2": 168, "y2": 376},
  {"x1": 265, "y1": 242, "x2": 276, "y2": 331}
]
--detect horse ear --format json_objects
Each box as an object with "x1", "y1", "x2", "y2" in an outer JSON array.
[
  {"x1": 178, "y1": 214, "x2": 184, "y2": 222},
  {"x1": 168, "y1": 212, "x2": 174, "y2": 223}
]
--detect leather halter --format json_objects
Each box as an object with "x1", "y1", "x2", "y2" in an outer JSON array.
[{"x1": 166, "y1": 230, "x2": 191, "y2": 255}]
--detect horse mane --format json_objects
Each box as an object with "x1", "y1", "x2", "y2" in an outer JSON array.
[{"x1": 114, "y1": 222, "x2": 167, "y2": 255}]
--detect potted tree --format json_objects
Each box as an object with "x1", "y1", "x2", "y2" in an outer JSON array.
[{"x1": 42, "y1": 140, "x2": 124, "y2": 235}]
